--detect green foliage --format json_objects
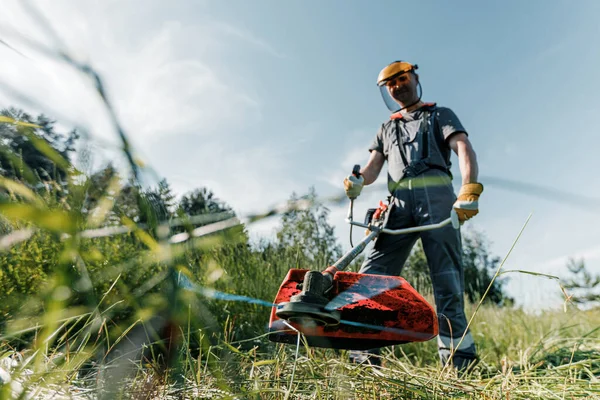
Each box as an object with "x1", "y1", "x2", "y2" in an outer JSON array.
[
  {"x1": 462, "y1": 231, "x2": 513, "y2": 306},
  {"x1": 275, "y1": 187, "x2": 342, "y2": 270},
  {"x1": 178, "y1": 187, "x2": 232, "y2": 217},
  {"x1": 0, "y1": 108, "x2": 78, "y2": 184},
  {"x1": 140, "y1": 178, "x2": 178, "y2": 224},
  {"x1": 78, "y1": 163, "x2": 121, "y2": 222},
  {"x1": 0, "y1": 230, "x2": 60, "y2": 319}
]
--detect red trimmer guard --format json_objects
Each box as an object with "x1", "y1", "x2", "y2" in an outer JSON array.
[{"x1": 268, "y1": 269, "x2": 438, "y2": 350}]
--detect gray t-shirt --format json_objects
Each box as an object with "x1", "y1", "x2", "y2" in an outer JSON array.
[{"x1": 369, "y1": 105, "x2": 467, "y2": 188}]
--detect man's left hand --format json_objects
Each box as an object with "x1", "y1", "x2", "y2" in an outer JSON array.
[{"x1": 453, "y1": 183, "x2": 484, "y2": 222}]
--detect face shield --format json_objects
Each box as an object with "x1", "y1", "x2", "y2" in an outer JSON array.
[{"x1": 377, "y1": 61, "x2": 421, "y2": 113}]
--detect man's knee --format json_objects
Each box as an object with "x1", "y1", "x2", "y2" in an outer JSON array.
[{"x1": 431, "y1": 270, "x2": 463, "y2": 307}]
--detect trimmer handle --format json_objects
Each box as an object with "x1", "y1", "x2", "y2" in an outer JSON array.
[{"x1": 345, "y1": 164, "x2": 362, "y2": 221}]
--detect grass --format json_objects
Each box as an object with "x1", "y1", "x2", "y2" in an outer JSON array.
[{"x1": 2, "y1": 304, "x2": 598, "y2": 399}]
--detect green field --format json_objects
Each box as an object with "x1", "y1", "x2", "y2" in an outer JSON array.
[{"x1": 0, "y1": 177, "x2": 598, "y2": 399}]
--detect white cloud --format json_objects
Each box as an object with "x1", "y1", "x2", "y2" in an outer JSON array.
[
  {"x1": 0, "y1": 0, "x2": 288, "y2": 210},
  {"x1": 319, "y1": 130, "x2": 384, "y2": 190},
  {"x1": 0, "y1": 2, "x2": 262, "y2": 141},
  {"x1": 206, "y1": 20, "x2": 287, "y2": 59}
]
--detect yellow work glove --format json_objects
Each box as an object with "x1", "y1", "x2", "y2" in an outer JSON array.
[
  {"x1": 453, "y1": 183, "x2": 484, "y2": 223},
  {"x1": 343, "y1": 174, "x2": 364, "y2": 199}
]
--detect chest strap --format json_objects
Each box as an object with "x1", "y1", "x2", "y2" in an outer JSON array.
[{"x1": 393, "y1": 110, "x2": 449, "y2": 179}]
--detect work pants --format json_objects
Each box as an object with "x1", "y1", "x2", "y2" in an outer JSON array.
[{"x1": 354, "y1": 171, "x2": 477, "y2": 369}]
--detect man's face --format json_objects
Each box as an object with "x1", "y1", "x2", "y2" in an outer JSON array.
[{"x1": 386, "y1": 72, "x2": 418, "y2": 104}]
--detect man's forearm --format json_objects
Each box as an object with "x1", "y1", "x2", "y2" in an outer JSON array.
[
  {"x1": 360, "y1": 167, "x2": 379, "y2": 185},
  {"x1": 360, "y1": 151, "x2": 385, "y2": 185},
  {"x1": 457, "y1": 144, "x2": 479, "y2": 185}
]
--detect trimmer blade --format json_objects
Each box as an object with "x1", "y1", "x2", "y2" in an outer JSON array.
[{"x1": 276, "y1": 301, "x2": 341, "y2": 327}]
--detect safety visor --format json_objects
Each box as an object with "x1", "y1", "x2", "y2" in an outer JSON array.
[
  {"x1": 378, "y1": 72, "x2": 413, "y2": 113},
  {"x1": 377, "y1": 61, "x2": 418, "y2": 113}
]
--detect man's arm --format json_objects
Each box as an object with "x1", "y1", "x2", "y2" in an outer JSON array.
[
  {"x1": 448, "y1": 133, "x2": 478, "y2": 185},
  {"x1": 360, "y1": 150, "x2": 385, "y2": 185}
]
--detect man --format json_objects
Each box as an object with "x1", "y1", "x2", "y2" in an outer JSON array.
[{"x1": 344, "y1": 60, "x2": 483, "y2": 371}]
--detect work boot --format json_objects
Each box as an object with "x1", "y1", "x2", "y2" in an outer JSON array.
[
  {"x1": 348, "y1": 349, "x2": 381, "y2": 367},
  {"x1": 439, "y1": 346, "x2": 478, "y2": 373}
]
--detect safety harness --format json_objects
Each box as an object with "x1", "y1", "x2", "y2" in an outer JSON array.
[{"x1": 390, "y1": 103, "x2": 452, "y2": 182}]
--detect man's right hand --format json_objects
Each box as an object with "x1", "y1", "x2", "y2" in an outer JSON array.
[
  {"x1": 453, "y1": 183, "x2": 484, "y2": 222},
  {"x1": 344, "y1": 174, "x2": 364, "y2": 199}
]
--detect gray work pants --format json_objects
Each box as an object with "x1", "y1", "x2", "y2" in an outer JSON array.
[{"x1": 356, "y1": 170, "x2": 477, "y2": 369}]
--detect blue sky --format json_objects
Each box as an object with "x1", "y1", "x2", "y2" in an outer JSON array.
[{"x1": 1, "y1": 0, "x2": 599, "y2": 310}]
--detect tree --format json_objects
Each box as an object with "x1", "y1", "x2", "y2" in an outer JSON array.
[
  {"x1": 138, "y1": 179, "x2": 178, "y2": 225},
  {"x1": 461, "y1": 232, "x2": 512, "y2": 306},
  {"x1": 0, "y1": 108, "x2": 79, "y2": 184},
  {"x1": 76, "y1": 164, "x2": 144, "y2": 225},
  {"x1": 77, "y1": 169, "x2": 168, "y2": 229},
  {"x1": 275, "y1": 187, "x2": 343, "y2": 270},
  {"x1": 156, "y1": 179, "x2": 177, "y2": 217},
  {"x1": 174, "y1": 186, "x2": 242, "y2": 243},
  {"x1": 80, "y1": 163, "x2": 119, "y2": 212},
  {"x1": 178, "y1": 188, "x2": 232, "y2": 218},
  {"x1": 563, "y1": 258, "x2": 600, "y2": 307}
]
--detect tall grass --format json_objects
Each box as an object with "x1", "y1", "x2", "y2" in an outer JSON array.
[
  {"x1": 1, "y1": 182, "x2": 598, "y2": 399},
  {"x1": 3, "y1": 301, "x2": 597, "y2": 399}
]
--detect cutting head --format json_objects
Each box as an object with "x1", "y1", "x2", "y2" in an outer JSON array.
[
  {"x1": 275, "y1": 270, "x2": 341, "y2": 326},
  {"x1": 276, "y1": 301, "x2": 341, "y2": 326}
]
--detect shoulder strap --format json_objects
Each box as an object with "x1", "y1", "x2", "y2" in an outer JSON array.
[
  {"x1": 421, "y1": 109, "x2": 433, "y2": 160},
  {"x1": 393, "y1": 119, "x2": 410, "y2": 167},
  {"x1": 426, "y1": 106, "x2": 447, "y2": 156},
  {"x1": 426, "y1": 107, "x2": 454, "y2": 178},
  {"x1": 393, "y1": 107, "x2": 434, "y2": 165}
]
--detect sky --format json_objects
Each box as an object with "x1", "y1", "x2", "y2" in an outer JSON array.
[{"x1": 0, "y1": 0, "x2": 599, "y2": 311}]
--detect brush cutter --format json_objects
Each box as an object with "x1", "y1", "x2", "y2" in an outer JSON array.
[{"x1": 268, "y1": 165, "x2": 460, "y2": 350}]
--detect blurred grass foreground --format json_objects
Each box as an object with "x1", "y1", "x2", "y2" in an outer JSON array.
[{"x1": 0, "y1": 30, "x2": 599, "y2": 400}]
